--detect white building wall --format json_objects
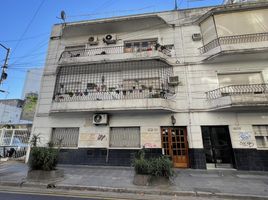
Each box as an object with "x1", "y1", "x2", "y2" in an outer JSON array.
[{"x1": 33, "y1": 7, "x2": 268, "y2": 160}]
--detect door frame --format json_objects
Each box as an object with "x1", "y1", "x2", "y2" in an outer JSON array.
[
  {"x1": 161, "y1": 126, "x2": 189, "y2": 168},
  {"x1": 201, "y1": 125, "x2": 236, "y2": 169}
]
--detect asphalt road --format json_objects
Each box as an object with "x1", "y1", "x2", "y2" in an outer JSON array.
[{"x1": 0, "y1": 192, "x2": 106, "y2": 200}]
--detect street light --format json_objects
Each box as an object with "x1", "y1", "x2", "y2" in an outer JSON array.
[{"x1": 0, "y1": 43, "x2": 11, "y2": 85}]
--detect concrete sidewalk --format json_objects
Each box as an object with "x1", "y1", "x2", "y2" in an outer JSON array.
[{"x1": 0, "y1": 161, "x2": 268, "y2": 199}]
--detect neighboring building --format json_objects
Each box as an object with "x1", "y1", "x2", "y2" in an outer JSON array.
[
  {"x1": 32, "y1": 2, "x2": 268, "y2": 170},
  {"x1": 20, "y1": 68, "x2": 43, "y2": 121},
  {"x1": 21, "y1": 68, "x2": 43, "y2": 99},
  {"x1": 0, "y1": 99, "x2": 24, "y2": 124}
]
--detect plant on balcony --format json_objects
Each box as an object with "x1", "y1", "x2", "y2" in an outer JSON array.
[
  {"x1": 75, "y1": 90, "x2": 80, "y2": 96},
  {"x1": 83, "y1": 89, "x2": 89, "y2": 96},
  {"x1": 68, "y1": 92, "x2": 74, "y2": 97},
  {"x1": 151, "y1": 93, "x2": 160, "y2": 98},
  {"x1": 58, "y1": 96, "x2": 64, "y2": 100}
]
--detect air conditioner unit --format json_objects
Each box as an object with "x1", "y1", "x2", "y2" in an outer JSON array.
[
  {"x1": 88, "y1": 36, "x2": 99, "y2": 45},
  {"x1": 192, "y1": 33, "x2": 202, "y2": 41},
  {"x1": 168, "y1": 76, "x2": 180, "y2": 86},
  {"x1": 93, "y1": 114, "x2": 108, "y2": 125},
  {"x1": 103, "y1": 34, "x2": 117, "y2": 45}
]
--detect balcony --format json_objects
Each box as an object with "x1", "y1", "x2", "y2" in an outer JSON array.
[
  {"x1": 51, "y1": 89, "x2": 176, "y2": 113},
  {"x1": 58, "y1": 45, "x2": 174, "y2": 64},
  {"x1": 200, "y1": 32, "x2": 268, "y2": 61},
  {"x1": 50, "y1": 60, "x2": 176, "y2": 113},
  {"x1": 206, "y1": 84, "x2": 268, "y2": 111}
]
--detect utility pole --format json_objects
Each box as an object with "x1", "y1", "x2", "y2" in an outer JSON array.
[
  {"x1": 0, "y1": 43, "x2": 11, "y2": 85},
  {"x1": 174, "y1": 0, "x2": 178, "y2": 10}
]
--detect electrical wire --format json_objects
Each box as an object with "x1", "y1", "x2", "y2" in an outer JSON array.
[
  {"x1": 0, "y1": 32, "x2": 50, "y2": 43},
  {"x1": 11, "y1": 0, "x2": 46, "y2": 57}
]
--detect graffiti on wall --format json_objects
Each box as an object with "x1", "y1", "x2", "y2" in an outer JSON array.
[
  {"x1": 79, "y1": 127, "x2": 109, "y2": 147},
  {"x1": 239, "y1": 132, "x2": 254, "y2": 148}
]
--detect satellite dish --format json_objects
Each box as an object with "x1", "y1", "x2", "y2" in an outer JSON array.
[{"x1": 61, "y1": 11, "x2": 66, "y2": 21}]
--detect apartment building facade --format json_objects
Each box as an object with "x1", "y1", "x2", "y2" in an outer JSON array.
[{"x1": 32, "y1": 2, "x2": 268, "y2": 170}]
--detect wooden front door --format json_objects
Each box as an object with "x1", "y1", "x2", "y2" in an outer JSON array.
[{"x1": 161, "y1": 127, "x2": 189, "y2": 168}]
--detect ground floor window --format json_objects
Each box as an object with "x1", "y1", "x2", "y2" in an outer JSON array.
[
  {"x1": 253, "y1": 125, "x2": 268, "y2": 148},
  {"x1": 51, "y1": 128, "x2": 79, "y2": 147},
  {"x1": 109, "y1": 127, "x2": 140, "y2": 148}
]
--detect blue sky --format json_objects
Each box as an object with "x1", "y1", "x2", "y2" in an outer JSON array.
[{"x1": 0, "y1": 0, "x2": 222, "y2": 99}]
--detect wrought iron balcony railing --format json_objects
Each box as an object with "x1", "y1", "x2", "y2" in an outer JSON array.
[
  {"x1": 206, "y1": 84, "x2": 268, "y2": 100},
  {"x1": 59, "y1": 45, "x2": 172, "y2": 61},
  {"x1": 53, "y1": 60, "x2": 174, "y2": 103},
  {"x1": 54, "y1": 88, "x2": 173, "y2": 102},
  {"x1": 200, "y1": 32, "x2": 268, "y2": 54}
]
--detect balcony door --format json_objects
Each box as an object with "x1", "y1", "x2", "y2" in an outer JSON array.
[{"x1": 161, "y1": 127, "x2": 189, "y2": 168}]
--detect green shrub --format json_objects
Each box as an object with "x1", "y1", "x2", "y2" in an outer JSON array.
[
  {"x1": 150, "y1": 156, "x2": 174, "y2": 177},
  {"x1": 29, "y1": 147, "x2": 59, "y2": 171},
  {"x1": 133, "y1": 157, "x2": 151, "y2": 175},
  {"x1": 133, "y1": 149, "x2": 174, "y2": 178}
]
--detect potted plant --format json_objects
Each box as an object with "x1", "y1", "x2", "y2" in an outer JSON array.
[
  {"x1": 68, "y1": 92, "x2": 74, "y2": 97},
  {"x1": 27, "y1": 135, "x2": 64, "y2": 182},
  {"x1": 83, "y1": 89, "x2": 89, "y2": 96},
  {"x1": 133, "y1": 149, "x2": 174, "y2": 186}
]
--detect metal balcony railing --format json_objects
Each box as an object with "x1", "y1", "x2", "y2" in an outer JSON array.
[
  {"x1": 200, "y1": 32, "x2": 268, "y2": 54},
  {"x1": 206, "y1": 84, "x2": 268, "y2": 100},
  {"x1": 59, "y1": 45, "x2": 172, "y2": 61},
  {"x1": 54, "y1": 88, "x2": 173, "y2": 102}
]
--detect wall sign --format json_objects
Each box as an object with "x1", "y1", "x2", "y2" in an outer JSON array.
[{"x1": 141, "y1": 127, "x2": 161, "y2": 148}]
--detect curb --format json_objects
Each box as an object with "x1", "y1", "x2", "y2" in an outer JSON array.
[{"x1": 0, "y1": 181, "x2": 267, "y2": 200}]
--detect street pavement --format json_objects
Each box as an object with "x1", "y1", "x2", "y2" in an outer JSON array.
[
  {"x1": 0, "y1": 161, "x2": 268, "y2": 199},
  {"x1": 0, "y1": 189, "x2": 244, "y2": 200}
]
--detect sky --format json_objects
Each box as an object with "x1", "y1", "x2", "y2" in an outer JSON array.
[{"x1": 0, "y1": 0, "x2": 222, "y2": 100}]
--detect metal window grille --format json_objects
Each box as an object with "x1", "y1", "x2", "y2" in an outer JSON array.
[
  {"x1": 253, "y1": 125, "x2": 268, "y2": 148},
  {"x1": 110, "y1": 127, "x2": 140, "y2": 148},
  {"x1": 54, "y1": 60, "x2": 174, "y2": 102},
  {"x1": 51, "y1": 128, "x2": 79, "y2": 147}
]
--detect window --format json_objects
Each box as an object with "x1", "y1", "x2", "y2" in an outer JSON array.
[
  {"x1": 124, "y1": 39, "x2": 157, "y2": 53},
  {"x1": 253, "y1": 125, "x2": 268, "y2": 148},
  {"x1": 110, "y1": 127, "x2": 140, "y2": 148},
  {"x1": 51, "y1": 128, "x2": 79, "y2": 147},
  {"x1": 218, "y1": 72, "x2": 263, "y2": 87}
]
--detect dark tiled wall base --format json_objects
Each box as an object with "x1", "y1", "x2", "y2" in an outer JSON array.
[
  {"x1": 233, "y1": 149, "x2": 268, "y2": 171},
  {"x1": 58, "y1": 148, "x2": 162, "y2": 166},
  {"x1": 188, "y1": 148, "x2": 206, "y2": 169}
]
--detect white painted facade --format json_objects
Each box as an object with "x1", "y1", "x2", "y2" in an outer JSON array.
[{"x1": 32, "y1": 2, "x2": 268, "y2": 169}]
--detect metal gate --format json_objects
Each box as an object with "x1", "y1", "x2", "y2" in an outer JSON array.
[{"x1": 0, "y1": 129, "x2": 31, "y2": 159}]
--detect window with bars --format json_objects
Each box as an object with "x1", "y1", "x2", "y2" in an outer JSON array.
[
  {"x1": 51, "y1": 128, "x2": 79, "y2": 147},
  {"x1": 110, "y1": 127, "x2": 140, "y2": 148},
  {"x1": 253, "y1": 125, "x2": 268, "y2": 148},
  {"x1": 124, "y1": 39, "x2": 157, "y2": 53},
  {"x1": 53, "y1": 60, "x2": 174, "y2": 102}
]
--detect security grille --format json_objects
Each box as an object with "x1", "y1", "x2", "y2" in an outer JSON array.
[
  {"x1": 53, "y1": 60, "x2": 174, "y2": 102},
  {"x1": 51, "y1": 128, "x2": 79, "y2": 147},
  {"x1": 110, "y1": 127, "x2": 140, "y2": 148},
  {"x1": 253, "y1": 125, "x2": 268, "y2": 148}
]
